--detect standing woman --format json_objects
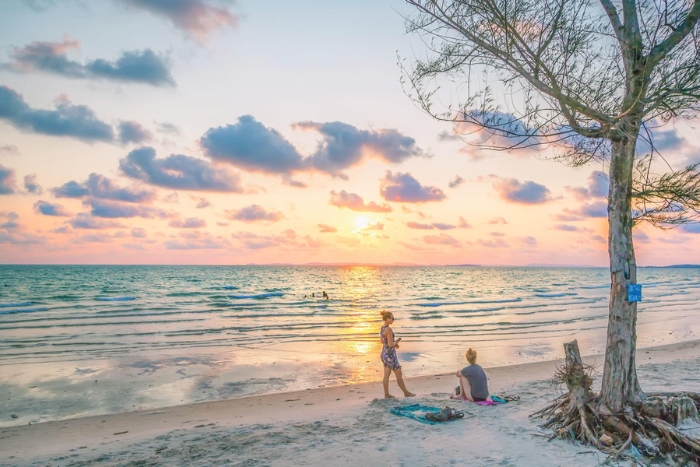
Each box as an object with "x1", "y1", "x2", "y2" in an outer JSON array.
[{"x1": 379, "y1": 310, "x2": 415, "y2": 398}]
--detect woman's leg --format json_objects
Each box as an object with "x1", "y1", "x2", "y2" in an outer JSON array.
[
  {"x1": 383, "y1": 365, "x2": 394, "y2": 398},
  {"x1": 393, "y1": 368, "x2": 415, "y2": 397},
  {"x1": 459, "y1": 375, "x2": 474, "y2": 401}
]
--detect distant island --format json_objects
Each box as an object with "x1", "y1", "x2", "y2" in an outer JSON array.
[{"x1": 641, "y1": 264, "x2": 700, "y2": 268}]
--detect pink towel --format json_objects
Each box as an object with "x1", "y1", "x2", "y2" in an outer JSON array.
[{"x1": 449, "y1": 395, "x2": 499, "y2": 405}]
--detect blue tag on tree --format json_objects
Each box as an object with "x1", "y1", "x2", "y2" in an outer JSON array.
[{"x1": 628, "y1": 284, "x2": 642, "y2": 302}]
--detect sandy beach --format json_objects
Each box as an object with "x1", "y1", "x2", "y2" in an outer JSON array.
[{"x1": 1, "y1": 339, "x2": 699, "y2": 466}]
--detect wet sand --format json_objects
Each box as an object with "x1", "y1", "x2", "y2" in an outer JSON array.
[{"x1": 1, "y1": 339, "x2": 699, "y2": 466}]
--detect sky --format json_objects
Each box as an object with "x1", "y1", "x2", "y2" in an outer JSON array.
[{"x1": 1, "y1": 0, "x2": 699, "y2": 266}]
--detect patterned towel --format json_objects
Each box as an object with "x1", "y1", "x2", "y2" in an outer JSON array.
[{"x1": 390, "y1": 404, "x2": 463, "y2": 425}]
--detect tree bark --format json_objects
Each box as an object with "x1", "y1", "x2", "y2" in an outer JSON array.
[
  {"x1": 563, "y1": 340, "x2": 590, "y2": 402},
  {"x1": 599, "y1": 131, "x2": 644, "y2": 413}
]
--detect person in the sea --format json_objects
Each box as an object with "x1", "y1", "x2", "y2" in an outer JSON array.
[
  {"x1": 379, "y1": 310, "x2": 415, "y2": 398},
  {"x1": 455, "y1": 348, "x2": 490, "y2": 402},
  {"x1": 322, "y1": 290, "x2": 329, "y2": 300}
]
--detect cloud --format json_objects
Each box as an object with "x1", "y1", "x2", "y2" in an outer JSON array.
[
  {"x1": 190, "y1": 196, "x2": 211, "y2": 208},
  {"x1": 118, "y1": 121, "x2": 153, "y2": 145},
  {"x1": 380, "y1": 171, "x2": 446, "y2": 203},
  {"x1": 433, "y1": 222, "x2": 456, "y2": 230},
  {"x1": 406, "y1": 221, "x2": 456, "y2": 230},
  {"x1": 566, "y1": 171, "x2": 609, "y2": 201},
  {"x1": 490, "y1": 176, "x2": 553, "y2": 204},
  {"x1": 0, "y1": 165, "x2": 18, "y2": 194},
  {"x1": 156, "y1": 121, "x2": 180, "y2": 135},
  {"x1": 459, "y1": 217, "x2": 471, "y2": 228},
  {"x1": 318, "y1": 224, "x2": 337, "y2": 233},
  {"x1": 329, "y1": 190, "x2": 392, "y2": 213},
  {"x1": 119, "y1": 0, "x2": 238, "y2": 43},
  {"x1": 455, "y1": 110, "x2": 542, "y2": 151},
  {"x1": 71, "y1": 233, "x2": 116, "y2": 244},
  {"x1": 634, "y1": 230, "x2": 650, "y2": 243},
  {"x1": 294, "y1": 121, "x2": 428, "y2": 176},
  {"x1": 554, "y1": 224, "x2": 579, "y2": 232},
  {"x1": 0, "y1": 231, "x2": 45, "y2": 245},
  {"x1": 200, "y1": 115, "x2": 427, "y2": 178},
  {"x1": 68, "y1": 213, "x2": 125, "y2": 229},
  {"x1": 0, "y1": 144, "x2": 20, "y2": 156},
  {"x1": 165, "y1": 232, "x2": 230, "y2": 249},
  {"x1": 162, "y1": 192, "x2": 178, "y2": 203},
  {"x1": 131, "y1": 227, "x2": 147, "y2": 238},
  {"x1": 488, "y1": 217, "x2": 508, "y2": 224},
  {"x1": 120, "y1": 147, "x2": 244, "y2": 192},
  {"x1": 53, "y1": 173, "x2": 155, "y2": 204},
  {"x1": 84, "y1": 198, "x2": 172, "y2": 219},
  {"x1": 438, "y1": 130, "x2": 461, "y2": 141},
  {"x1": 358, "y1": 221, "x2": 384, "y2": 232},
  {"x1": 679, "y1": 224, "x2": 700, "y2": 234},
  {"x1": 477, "y1": 238, "x2": 507, "y2": 248},
  {"x1": 423, "y1": 233, "x2": 460, "y2": 247},
  {"x1": 448, "y1": 175, "x2": 464, "y2": 188},
  {"x1": 406, "y1": 221, "x2": 434, "y2": 230},
  {"x1": 169, "y1": 217, "x2": 206, "y2": 228},
  {"x1": 553, "y1": 224, "x2": 594, "y2": 232},
  {"x1": 224, "y1": 204, "x2": 283, "y2": 222},
  {"x1": 0, "y1": 86, "x2": 114, "y2": 142},
  {"x1": 86, "y1": 50, "x2": 174, "y2": 86},
  {"x1": 563, "y1": 201, "x2": 608, "y2": 219},
  {"x1": 0, "y1": 212, "x2": 20, "y2": 229},
  {"x1": 638, "y1": 123, "x2": 684, "y2": 153},
  {"x1": 23, "y1": 174, "x2": 42, "y2": 194},
  {"x1": 5, "y1": 39, "x2": 175, "y2": 87},
  {"x1": 553, "y1": 213, "x2": 583, "y2": 221},
  {"x1": 201, "y1": 116, "x2": 303, "y2": 174},
  {"x1": 519, "y1": 236, "x2": 538, "y2": 247},
  {"x1": 34, "y1": 200, "x2": 70, "y2": 216}
]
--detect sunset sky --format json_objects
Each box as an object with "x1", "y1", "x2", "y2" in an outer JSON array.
[{"x1": 1, "y1": 0, "x2": 699, "y2": 266}]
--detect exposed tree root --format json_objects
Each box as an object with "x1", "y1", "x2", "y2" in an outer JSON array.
[{"x1": 531, "y1": 340, "x2": 700, "y2": 465}]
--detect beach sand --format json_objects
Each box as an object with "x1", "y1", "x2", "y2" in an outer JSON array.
[{"x1": 1, "y1": 339, "x2": 699, "y2": 466}]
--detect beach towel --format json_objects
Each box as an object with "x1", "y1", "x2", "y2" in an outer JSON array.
[
  {"x1": 449, "y1": 394, "x2": 519, "y2": 405},
  {"x1": 390, "y1": 404, "x2": 464, "y2": 425}
]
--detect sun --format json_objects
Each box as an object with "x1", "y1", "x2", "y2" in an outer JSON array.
[{"x1": 355, "y1": 216, "x2": 369, "y2": 230}]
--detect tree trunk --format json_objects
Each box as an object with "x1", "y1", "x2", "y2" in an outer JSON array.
[{"x1": 599, "y1": 133, "x2": 644, "y2": 413}]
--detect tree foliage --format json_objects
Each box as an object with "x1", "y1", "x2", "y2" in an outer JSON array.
[{"x1": 403, "y1": 0, "x2": 700, "y2": 225}]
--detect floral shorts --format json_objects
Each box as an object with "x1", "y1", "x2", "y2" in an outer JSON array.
[{"x1": 381, "y1": 346, "x2": 401, "y2": 370}]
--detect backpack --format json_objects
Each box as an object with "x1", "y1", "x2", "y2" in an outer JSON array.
[{"x1": 425, "y1": 406, "x2": 464, "y2": 422}]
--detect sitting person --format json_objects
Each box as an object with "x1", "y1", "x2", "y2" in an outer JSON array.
[{"x1": 455, "y1": 348, "x2": 489, "y2": 402}]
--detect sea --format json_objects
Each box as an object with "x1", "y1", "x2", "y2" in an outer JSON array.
[{"x1": 1, "y1": 265, "x2": 699, "y2": 426}]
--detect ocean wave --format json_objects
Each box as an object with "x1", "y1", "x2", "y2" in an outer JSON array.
[
  {"x1": 417, "y1": 298, "x2": 522, "y2": 307},
  {"x1": 0, "y1": 307, "x2": 48, "y2": 315},
  {"x1": 95, "y1": 296, "x2": 137, "y2": 301},
  {"x1": 0, "y1": 302, "x2": 32, "y2": 308},
  {"x1": 228, "y1": 292, "x2": 284, "y2": 299},
  {"x1": 207, "y1": 286, "x2": 239, "y2": 290},
  {"x1": 535, "y1": 293, "x2": 577, "y2": 298}
]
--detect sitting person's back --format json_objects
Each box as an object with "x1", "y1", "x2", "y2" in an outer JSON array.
[{"x1": 456, "y1": 348, "x2": 489, "y2": 402}]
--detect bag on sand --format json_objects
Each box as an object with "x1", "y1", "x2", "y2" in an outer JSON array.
[{"x1": 425, "y1": 406, "x2": 464, "y2": 422}]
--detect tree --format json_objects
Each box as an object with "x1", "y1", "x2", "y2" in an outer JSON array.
[{"x1": 403, "y1": 0, "x2": 700, "y2": 460}]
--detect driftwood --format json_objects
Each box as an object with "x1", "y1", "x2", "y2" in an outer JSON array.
[{"x1": 531, "y1": 340, "x2": 700, "y2": 464}]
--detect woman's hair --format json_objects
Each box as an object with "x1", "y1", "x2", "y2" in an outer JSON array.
[
  {"x1": 466, "y1": 348, "x2": 477, "y2": 364},
  {"x1": 380, "y1": 310, "x2": 394, "y2": 321}
]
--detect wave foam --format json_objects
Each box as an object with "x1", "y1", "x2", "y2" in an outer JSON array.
[
  {"x1": 95, "y1": 296, "x2": 137, "y2": 301},
  {"x1": 229, "y1": 292, "x2": 284, "y2": 299}
]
